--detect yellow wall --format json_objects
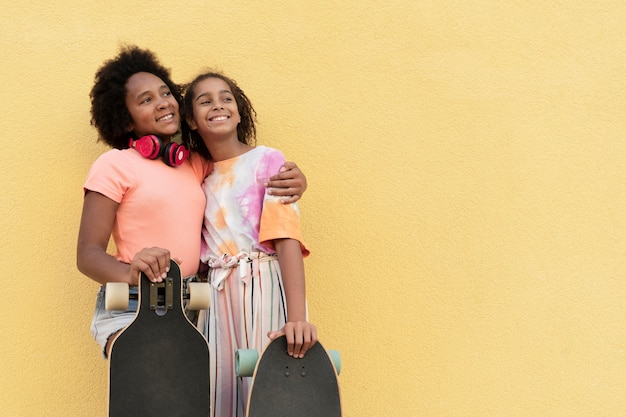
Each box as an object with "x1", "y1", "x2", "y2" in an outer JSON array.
[{"x1": 1, "y1": 1, "x2": 624, "y2": 416}]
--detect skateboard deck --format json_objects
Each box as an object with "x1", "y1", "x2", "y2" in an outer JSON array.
[
  {"x1": 107, "y1": 260, "x2": 210, "y2": 417},
  {"x1": 240, "y1": 336, "x2": 342, "y2": 417}
]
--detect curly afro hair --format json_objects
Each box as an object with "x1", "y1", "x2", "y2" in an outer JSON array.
[
  {"x1": 180, "y1": 71, "x2": 257, "y2": 160},
  {"x1": 90, "y1": 46, "x2": 182, "y2": 149}
]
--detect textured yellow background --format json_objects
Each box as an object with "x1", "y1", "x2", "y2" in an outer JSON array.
[{"x1": 1, "y1": 1, "x2": 625, "y2": 416}]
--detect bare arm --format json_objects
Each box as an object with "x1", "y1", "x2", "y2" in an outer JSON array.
[
  {"x1": 76, "y1": 191, "x2": 171, "y2": 285},
  {"x1": 270, "y1": 238, "x2": 317, "y2": 358},
  {"x1": 266, "y1": 162, "x2": 307, "y2": 204}
]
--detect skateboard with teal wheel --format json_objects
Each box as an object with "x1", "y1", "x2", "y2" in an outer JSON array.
[
  {"x1": 106, "y1": 259, "x2": 211, "y2": 417},
  {"x1": 236, "y1": 335, "x2": 342, "y2": 417}
]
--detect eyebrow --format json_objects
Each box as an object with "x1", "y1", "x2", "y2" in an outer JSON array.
[
  {"x1": 135, "y1": 84, "x2": 169, "y2": 100},
  {"x1": 195, "y1": 90, "x2": 233, "y2": 101}
]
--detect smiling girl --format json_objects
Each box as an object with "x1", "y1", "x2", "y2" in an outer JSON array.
[{"x1": 182, "y1": 71, "x2": 316, "y2": 417}]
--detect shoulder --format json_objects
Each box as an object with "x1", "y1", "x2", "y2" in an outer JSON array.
[
  {"x1": 90, "y1": 148, "x2": 135, "y2": 168},
  {"x1": 186, "y1": 151, "x2": 208, "y2": 168},
  {"x1": 254, "y1": 145, "x2": 285, "y2": 161},
  {"x1": 186, "y1": 152, "x2": 212, "y2": 180},
  {"x1": 85, "y1": 149, "x2": 138, "y2": 186},
  {"x1": 84, "y1": 149, "x2": 139, "y2": 200},
  {"x1": 248, "y1": 146, "x2": 286, "y2": 175}
]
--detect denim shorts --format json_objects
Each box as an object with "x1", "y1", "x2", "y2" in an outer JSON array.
[{"x1": 90, "y1": 276, "x2": 200, "y2": 358}]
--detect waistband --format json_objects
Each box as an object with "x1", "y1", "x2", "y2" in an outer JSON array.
[{"x1": 206, "y1": 251, "x2": 276, "y2": 290}]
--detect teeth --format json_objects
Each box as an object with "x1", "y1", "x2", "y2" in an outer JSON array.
[
  {"x1": 157, "y1": 114, "x2": 173, "y2": 122},
  {"x1": 211, "y1": 116, "x2": 228, "y2": 122}
]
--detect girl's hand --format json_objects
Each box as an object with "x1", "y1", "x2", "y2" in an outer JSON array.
[
  {"x1": 266, "y1": 162, "x2": 307, "y2": 204},
  {"x1": 268, "y1": 321, "x2": 318, "y2": 358},
  {"x1": 129, "y1": 247, "x2": 178, "y2": 285}
]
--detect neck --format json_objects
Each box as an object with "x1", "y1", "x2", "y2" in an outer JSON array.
[{"x1": 207, "y1": 139, "x2": 251, "y2": 162}]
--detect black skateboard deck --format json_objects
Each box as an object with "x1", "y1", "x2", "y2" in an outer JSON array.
[
  {"x1": 244, "y1": 336, "x2": 341, "y2": 417},
  {"x1": 108, "y1": 260, "x2": 210, "y2": 417}
]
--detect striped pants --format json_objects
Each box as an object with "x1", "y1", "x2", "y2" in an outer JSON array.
[{"x1": 197, "y1": 252, "x2": 287, "y2": 417}]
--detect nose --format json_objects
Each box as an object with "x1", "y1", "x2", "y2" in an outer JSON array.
[{"x1": 157, "y1": 96, "x2": 172, "y2": 109}]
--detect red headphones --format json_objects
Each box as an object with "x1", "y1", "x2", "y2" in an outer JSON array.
[{"x1": 129, "y1": 135, "x2": 189, "y2": 167}]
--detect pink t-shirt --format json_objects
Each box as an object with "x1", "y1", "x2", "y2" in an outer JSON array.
[{"x1": 84, "y1": 149, "x2": 210, "y2": 277}]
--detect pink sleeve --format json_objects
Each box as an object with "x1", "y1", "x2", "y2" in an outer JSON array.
[{"x1": 83, "y1": 150, "x2": 134, "y2": 203}]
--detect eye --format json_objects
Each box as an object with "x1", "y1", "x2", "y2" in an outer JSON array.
[{"x1": 140, "y1": 97, "x2": 151, "y2": 104}]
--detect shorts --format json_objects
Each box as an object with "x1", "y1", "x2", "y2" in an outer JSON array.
[{"x1": 90, "y1": 276, "x2": 200, "y2": 358}]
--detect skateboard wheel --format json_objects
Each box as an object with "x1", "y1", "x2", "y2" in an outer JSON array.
[
  {"x1": 187, "y1": 282, "x2": 211, "y2": 310},
  {"x1": 328, "y1": 350, "x2": 342, "y2": 375},
  {"x1": 235, "y1": 349, "x2": 259, "y2": 377},
  {"x1": 105, "y1": 282, "x2": 130, "y2": 311}
]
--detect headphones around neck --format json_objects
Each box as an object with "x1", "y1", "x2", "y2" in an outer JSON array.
[{"x1": 129, "y1": 135, "x2": 189, "y2": 167}]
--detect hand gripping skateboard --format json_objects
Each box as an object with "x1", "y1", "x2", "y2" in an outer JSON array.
[
  {"x1": 105, "y1": 259, "x2": 211, "y2": 417},
  {"x1": 236, "y1": 336, "x2": 343, "y2": 417}
]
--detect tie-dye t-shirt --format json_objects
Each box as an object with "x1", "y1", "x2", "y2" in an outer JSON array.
[{"x1": 199, "y1": 145, "x2": 309, "y2": 261}]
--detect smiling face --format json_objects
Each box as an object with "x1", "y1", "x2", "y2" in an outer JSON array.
[
  {"x1": 187, "y1": 77, "x2": 241, "y2": 142},
  {"x1": 125, "y1": 72, "x2": 180, "y2": 141}
]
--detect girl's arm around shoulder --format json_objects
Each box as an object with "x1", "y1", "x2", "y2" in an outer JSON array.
[
  {"x1": 268, "y1": 238, "x2": 318, "y2": 358},
  {"x1": 266, "y1": 161, "x2": 307, "y2": 204},
  {"x1": 76, "y1": 191, "x2": 172, "y2": 285}
]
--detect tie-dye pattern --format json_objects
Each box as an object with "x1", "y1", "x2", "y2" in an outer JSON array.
[{"x1": 197, "y1": 146, "x2": 308, "y2": 417}]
